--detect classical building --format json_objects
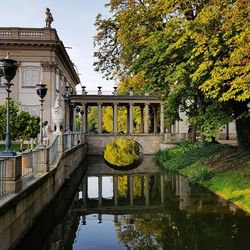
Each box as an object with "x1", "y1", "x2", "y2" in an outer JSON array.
[{"x1": 0, "y1": 27, "x2": 80, "y2": 128}]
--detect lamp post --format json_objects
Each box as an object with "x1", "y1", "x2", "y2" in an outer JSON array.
[
  {"x1": 0, "y1": 55, "x2": 18, "y2": 156},
  {"x1": 35, "y1": 82, "x2": 48, "y2": 148}
]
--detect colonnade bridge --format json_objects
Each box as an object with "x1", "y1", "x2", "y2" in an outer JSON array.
[{"x1": 68, "y1": 89, "x2": 165, "y2": 154}]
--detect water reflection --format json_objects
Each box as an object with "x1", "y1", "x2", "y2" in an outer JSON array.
[{"x1": 16, "y1": 156, "x2": 250, "y2": 250}]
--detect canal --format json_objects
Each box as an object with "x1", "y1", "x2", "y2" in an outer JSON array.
[{"x1": 15, "y1": 155, "x2": 250, "y2": 250}]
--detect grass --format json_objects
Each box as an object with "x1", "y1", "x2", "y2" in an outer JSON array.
[{"x1": 156, "y1": 141, "x2": 250, "y2": 213}]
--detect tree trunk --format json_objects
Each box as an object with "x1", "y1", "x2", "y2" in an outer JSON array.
[
  {"x1": 191, "y1": 125, "x2": 197, "y2": 143},
  {"x1": 233, "y1": 102, "x2": 250, "y2": 150}
]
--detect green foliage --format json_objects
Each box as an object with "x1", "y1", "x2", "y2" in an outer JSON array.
[
  {"x1": 104, "y1": 138, "x2": 140, "y2": 166},
  {"x1": 0, "y1": 99, "x2": 40, "y2": 142},
  {"x1": 16, "y1": 112, "x2": 40, "y2": 140},
  {"x1": 156, "y1": 141, "x2": 227, "y2": 171},
  {"x1": 181, "y1": 163, "x2": 214, "y2": 185},
  {"x1": 94, "y1": 0, "x2": 250, "y2": 149},
  {"x1": 205, "y1": 168, "x2": 250, "y2": 213},
  {"x1": 0, "y1": 99, "x2": 19, "y2": 140}
]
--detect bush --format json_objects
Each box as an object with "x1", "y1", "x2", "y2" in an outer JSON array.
[
  {"x1": 155, "y1": 141, "x2": 228, "y2": 171},
  {"x1": 188, "y1": 166, "x2": 214, "y2": 185}
]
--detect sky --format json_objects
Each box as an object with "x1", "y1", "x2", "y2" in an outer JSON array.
[{"x1": 0, "y1": 0, "x2": 115, "y2": 92}]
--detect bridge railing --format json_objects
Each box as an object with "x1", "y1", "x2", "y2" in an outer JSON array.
[{"x1": 0, "y1": 132, "x2": 86, "y2": 197}]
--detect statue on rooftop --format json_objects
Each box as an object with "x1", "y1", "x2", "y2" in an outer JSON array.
[{"x1": 45, "y1": 8, "x2": 54, "y2": 28}]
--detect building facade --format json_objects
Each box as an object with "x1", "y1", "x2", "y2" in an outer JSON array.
[{"x1": 0, "y1": 27, "x2": 80, "y2": 128}]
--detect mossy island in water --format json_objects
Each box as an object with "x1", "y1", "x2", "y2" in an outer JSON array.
[{"x1": 104, "y1": 138, "x2": 142, "y2": 169}]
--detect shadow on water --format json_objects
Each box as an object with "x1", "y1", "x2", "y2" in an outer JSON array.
[{"x1": 15, "y1": 155, "x2": 250, "y2": 250}]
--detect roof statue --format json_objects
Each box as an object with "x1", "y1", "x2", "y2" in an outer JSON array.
[{"x1": 45, "y1": 8, "x2": 54, "y2": 28}]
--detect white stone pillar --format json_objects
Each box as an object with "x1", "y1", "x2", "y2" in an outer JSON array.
[
  {"x1": 160, "y1": 103, "x2": 164, "y2": 133},
  {"x1": 81, "y1": 103, "x2": 87, "y2": 134},
  {"x1": 113, "y1": 103, "x2": 118, "y2": 134},
  {"x1": 144, "y1": 103, "x2": 149, "y2": 134},
  {"x1": 126, "y1": 106, "x2": 130, "y2": 134},
  {"x1": 129, "y1": 103, "x2": 134, "y2": 134},
  {"x1": 98, "y1": 102, "x2": 102, "y2": 134}
]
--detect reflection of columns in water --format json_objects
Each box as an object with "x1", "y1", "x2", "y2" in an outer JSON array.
[
  {"x1": 129, "y1": 175, "x2": 134, "y2": 206},
  {"x1": 113, "y1": 175, "x2": 118, "y2": 207},
  {"x1": 161, "y1": 174, "x2": 165, "y2": 204},
  {"x1": 179, "y1": 175, "x2": 191, "y2": 210},
  {"x1": 145, "y1": 175, "x2": 149, "y2": 206},
  {"x1": 98, "y1": 102, "x2": 102, "y2": 134},
  {"x1": 140, "y1": 176, "x2": 144, "y2": 197},
  {"x1": 98, "y1": 176, "x2": 102, "y2": 206},
  {"x1": 113, "y1": 214, "x2": 118, "y2": 223},
  {"x1": 80, "y1": 175, "x2": 88, "y2": 208},
  {"x1": 98, "y1": 214, "x2": 102, "y2": 223},
  {"x1": 82, "y1": 215, "x2": 86, "y2": 225}
]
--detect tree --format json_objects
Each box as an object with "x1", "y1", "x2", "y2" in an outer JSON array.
[
  {"x1": 94, "y1": 0, "x2": 250, "y2": 149},
  {"x1": 0, "y1": 99, "x2": 40, "y2": 150}
]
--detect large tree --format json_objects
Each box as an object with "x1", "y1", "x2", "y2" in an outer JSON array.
[{"x1": 94, "y1": 0, "x2": 250, "y2": 149}]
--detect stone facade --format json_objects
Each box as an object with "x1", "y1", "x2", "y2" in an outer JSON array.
[{"x1": 0, "y1": 27, "x2": 80, "y2": 126}]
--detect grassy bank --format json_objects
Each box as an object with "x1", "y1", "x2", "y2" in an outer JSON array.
[{"x1": 156, "y1": 141, "x2": 250, "y2": 213}]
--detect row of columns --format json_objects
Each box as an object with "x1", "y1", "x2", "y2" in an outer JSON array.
[
  {"x1": 81, "y1": 174, "x2": 166, "y2": 208},
  {"x1": 72, "y1": 102, "x2": 164, "y2": 134}
]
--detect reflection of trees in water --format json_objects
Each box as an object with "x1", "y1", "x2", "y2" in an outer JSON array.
[
  {"x1": 114, "y1": 214, "x2": 164, "y2": 249},
  {"x1": 104, "y1": 138, "x2": 140, "y2": 166}
]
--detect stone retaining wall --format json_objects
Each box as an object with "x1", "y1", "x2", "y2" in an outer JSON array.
[{"x1": 0, "y1": 143, "x2": 87, "y2": 250}]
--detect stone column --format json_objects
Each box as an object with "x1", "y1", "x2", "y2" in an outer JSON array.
[
  {"x1": 126, "y1": 106, "x2": 130, "y2": 134},
  {"x1": 98, "y1": 102, "x2": 102, "y2": 134},
  {"x1": 81, "y1": 103, "x2": 87, "y2": 134},
  {"x1": 73, "y1": 106, "x2": 76, "y2": 132},
  {"x1": 140, "y1": 106, "x2": 144, "y2": 133},
  {"x1": 129, "y1": 103, "x2": 134, "y2": 134},
  {"x1": 113, "y1": 103, "x2": 118, "y2": 134},
  {"x1": 144, "y1": 103, "x2": 149, "y2": 134},
  {"x1": 160, "y1": 103, "x2": 164, "y2": 133}
]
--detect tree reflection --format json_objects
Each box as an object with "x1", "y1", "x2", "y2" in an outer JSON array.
[{"x1": 104, "y1": 138, "x2": 140, "y2": 167}]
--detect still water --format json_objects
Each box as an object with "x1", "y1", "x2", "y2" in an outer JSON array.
[{"x1": 16, "y1": 156, "x2": 250, "y2": 250}]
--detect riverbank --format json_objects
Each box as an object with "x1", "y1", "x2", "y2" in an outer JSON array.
[{"x1": 156, "y1": 141, "x2": 250, "y2": 214}]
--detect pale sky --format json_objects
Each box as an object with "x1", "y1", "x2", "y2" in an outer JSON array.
[{"x1": 0, "y1": 0, "x2": 115, "y2": 92}]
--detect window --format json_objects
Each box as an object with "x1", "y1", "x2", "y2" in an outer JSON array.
[{"x1": 22, "y1": 67, "x2": 40, "y2": 87}]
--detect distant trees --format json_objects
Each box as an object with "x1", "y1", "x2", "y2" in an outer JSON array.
[
  {"x1": 0, "y1": 99, "x2": 40, "y2": 150},
  {"x1": 94, "y1": 0, "x2": 250, "y2": 149}
]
